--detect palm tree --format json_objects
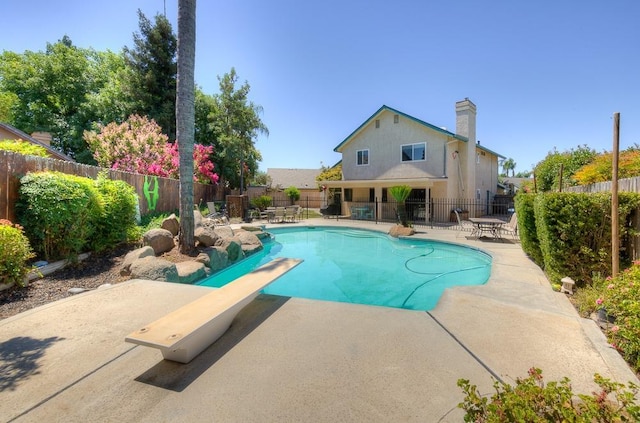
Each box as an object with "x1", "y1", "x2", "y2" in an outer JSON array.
[
  {"x1": 389, "y1": 185, "x2": 412, "y2": 227},
  {"x1": 502, "y1": 158, "x2": 516, "y2": 177},
  {"x1": 176, "y1": 0, "x2": 196, "y2": 253}
]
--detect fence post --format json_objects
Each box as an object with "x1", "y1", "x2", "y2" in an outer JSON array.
[{"x1": 375, "y1": 197, "x2": 378, "y2": 224}]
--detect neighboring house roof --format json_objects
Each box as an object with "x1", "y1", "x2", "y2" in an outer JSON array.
[
  {"x1": 0, "y1": 122, "x2": 75, "y2": 162},
  {"x1": 267, "y1": 168, "x2": 322, "y2": 190},
  {"x1": 503, "y1": 177, "x2": 533, "y2": 188},
  {"x1": 334, "y1": 105, "x2": 467, "y2": 152}
]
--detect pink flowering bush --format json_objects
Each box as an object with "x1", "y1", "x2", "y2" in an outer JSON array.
[{"x1": 84, "y1": 115, "x2": 219, "y2": 184}]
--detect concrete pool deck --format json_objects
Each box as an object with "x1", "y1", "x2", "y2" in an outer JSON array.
[{"x1": 2, "y1": 219, "x2": 638, "y2": 422}]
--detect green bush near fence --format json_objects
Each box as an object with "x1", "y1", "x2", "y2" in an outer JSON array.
[
  {"x1": 251, "y1": 195, "x2": 272, "y2": 210},
  {"x1": 517, "y1": 191, "x2": 640, "y2": 286},
  {"x1": 17, "y1": 171, "x2": 139, "y2": 261},
  {"x1": 0, "y1": 220, "x2": 35, "y2": 287},
  {"x1": 91, "y1": 172, "x2": 139, "y2": 252},
  {"x1": 514, "y1": 193, "x2": 543, "y2": 266}
]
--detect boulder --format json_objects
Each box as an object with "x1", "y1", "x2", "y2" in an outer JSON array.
[
  {"x1": 194, "y1": 226, "x2": 220, "y2": 247},
  {"x1": 143, "y1": 228, "x2": 175, "y2": 255},
  {"x1": 213, "y1": 225, "x2": 234, "y2": 241},
  {"x1": 205, "y1": 246, "x2": 228, "y2": 271},
  {"x1": 194, "y1": 209, "x2": 204, "y2": 229},
  {"x1": 175, "y1": 261, "x2": 207, "y2": 284},
  {"x1": 195, "y1": 252, "x2": 210, "y2": 267},
  {"x1": 161, "y1": 213, "x2": 180, "y2": 236},
  {"x1": 219, "y1": 239, "x2": 243, "y2": 262},
  {"x1": 388, "y1": 225, "x2": 416, "y2": 238},
  {"x1": 120, "y1": 246, "x2": 155, "y2": 276},
  {"x1": 129, "y1": 256, "x2": 179, "y2": 282},
  {"x1": 233, "y1": 230, "x2": 263, "y2": 255}
]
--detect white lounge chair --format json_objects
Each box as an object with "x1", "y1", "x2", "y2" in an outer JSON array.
[
  {"x1": 500, "y1": 213, "x2": 518, "y2": 239},
  {"x1": 454, "y1": 209, "x2": 476, "y2": 238}
]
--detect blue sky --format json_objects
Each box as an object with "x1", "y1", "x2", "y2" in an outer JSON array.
[{"x1": 3, "y1": 0, "x2": 639, "y2": 174}]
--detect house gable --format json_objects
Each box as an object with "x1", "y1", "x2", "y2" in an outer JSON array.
[
  {"x1": 337, "y1": 106, "x2": 461, "y2": 182},
  {"x1": 0, "y1": 123, "x2": 75, "y2": 162}
]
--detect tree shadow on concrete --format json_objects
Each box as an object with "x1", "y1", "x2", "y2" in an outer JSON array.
[{"x1": 0, "y1": 336, "x2": 64, "y2": 392}]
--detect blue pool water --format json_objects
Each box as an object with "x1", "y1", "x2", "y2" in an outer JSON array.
[{"x1": 197, "y1": 226, "x2": 492, "y2": 311}]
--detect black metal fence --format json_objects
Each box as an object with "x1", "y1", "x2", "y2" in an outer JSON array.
[{"x1": 343, "y1": 197, "x2": 514, "y2": 228}]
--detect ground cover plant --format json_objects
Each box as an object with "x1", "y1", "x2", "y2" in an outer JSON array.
[{"x1": 573, "y1": 261, "x2": 640, "y2": 374}]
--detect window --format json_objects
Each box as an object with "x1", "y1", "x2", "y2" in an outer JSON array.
[
  {"x1": 394, "y1": 114, "x2": 399, "y2": 124},
  {"x1": 356, "y1": 149, "x2": 369, "y2": 166},
  {"x1": 369, "y1": 188, "x2": 375, "y2": 202},
  {"x1": 401, "y1": 142, "x2": 426, "y2": 162},
  {"x1": 382, "y1": 188, "x2": 388, "y2": 202},
  {"x1": 375, "y1": 119, "x2": 380, "y2": 128},
  {"x1": 344, "y1": 188, "x2": 353, "y2": 202}
]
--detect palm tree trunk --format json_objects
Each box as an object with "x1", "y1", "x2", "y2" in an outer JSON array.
[{"x1": 176, "y1": 0, "x2": 196, "y2": 253}]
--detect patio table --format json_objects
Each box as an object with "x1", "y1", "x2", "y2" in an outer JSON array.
[{"x1": 468, "y1": 217, "x2": 505, "y2": 239}]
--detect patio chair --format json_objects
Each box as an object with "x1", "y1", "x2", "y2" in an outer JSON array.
[
  {"x1": 454, "y1": 209, "x2": 475, "y2": 238},
  {"x1": 285, "y1": 206, "x2": 298, "y2": 222},
  {"x1": 271, "y1": 207, "x2": 286, "y2": 223},
  {"x1": 500, "y1": 213, "x2": 518, "y2": 239}
]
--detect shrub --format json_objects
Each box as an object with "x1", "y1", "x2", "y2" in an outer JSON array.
[
  {"x1": 91, "y1": 172, "x2": 139, "y2": 252},
  {"x1": 251, "y1": 195, "x2": 272, "y2": 210},
  {"x1": 0, "y1": 139, "x2": 49, "y2": 157},
  {"x1": 598, "y1": 261, "x2": 640, "y2": 372},
  {"x1": 17, "y1": 171, "x2": 103, "y2": 261},
  {"x1": 458, "y1": 368, "x2": 639, "y2": 422},
  {"x1": 0, "y1": 220, "x2": 35, "y2": 287},
  {"x1": 534, "y1": 192, "x2": 640, "y2": 285},
  {"x1": 284, "y1": 186, "x2": 300, "y2": 203},
  {"x1": 514, "y1": 193, "x2": 543, "y2": 266}
]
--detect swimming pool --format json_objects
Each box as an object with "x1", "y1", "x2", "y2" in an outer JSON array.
[{"x1": 198, "y1": 226, "x2": 492, "y2": 311}]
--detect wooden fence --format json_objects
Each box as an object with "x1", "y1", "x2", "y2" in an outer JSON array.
[
  {"x1": 0, "y1": 151, "x2": 221, "y2": 222},
  {"x1": 566, "y1": 176, "x2": 640, "y2": 193}
]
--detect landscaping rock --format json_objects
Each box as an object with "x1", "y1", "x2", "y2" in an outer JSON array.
[
  {"x1": 175, "y1": 261, "x2": 207, "y2": 284},
  {"x1": 120, "y1": 246, "x2": 155, "y2": 276},
  {"x1": 129, "y1": 256, "x2": 179, "y2": 282},
  {"x1": 194, "y1": 209, "x2": 204, "y2": 229},
  {"x1": 213, "y1": 225, "x2": 234, "y2": 240},
  {"x1": 194, "y1": 226, "x2": 219, "y2": 247},
  {"x1": 233, "y1": 230, "x2": 263, "y2": 255},
  {"x1": 143, "y1": 228, "x2": 175, "y2": 255},
  {"x1": 195, "y1": 252, "x2": 210, "y2": 267},
  {"x1": 161, "y1": 214, "x2": 180, "y2": 236},
  {"x1": 205, "y1": 246, "x2": 228, "y2": 271},
  {"x1": 219, "y1": 239, "x2": 243, "y2": 262},
  {"x1": 388, "y1": 225, "x2": 416, "y2": 237}
]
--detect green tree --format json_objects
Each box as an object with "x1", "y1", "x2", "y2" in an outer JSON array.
[
  {"x1": 284, "y1": 186, "x2": 300, "y2": 204},
  {"x1": 176, "y1": 0, "x2": 196, "y2": 253},
  {"x1": 502, "y1": 157, "x2": 516, "y2": 177},
  {"x1": 123, "y1": 10, "x2": 177, "y2": 140},
  {"x1": 0, "y1": 37, "x2": 112, "y2": 163},
  {"x1": 207, "y1": 68, "x2": 268, "y2": 190},
  {"x1": 316, "y1": 163, "x2": 342, "y2": 183},
  {"x1": 389, "y1": 185, "x2": 412, "y2": 227},
  {"x1": 534, "y1": 145, "x2": 597, "y2": 192}
]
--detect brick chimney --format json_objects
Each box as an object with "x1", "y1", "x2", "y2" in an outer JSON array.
[
  {"x1": 31, "y1": 131, "x2": 52, "y2": 146},
  {"x1": 455, "y1": 98, "x2": 477, "y2": 199}
]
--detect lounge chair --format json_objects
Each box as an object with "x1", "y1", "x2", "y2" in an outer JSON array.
[
  {"x1": 500, "y1": 213, "x2": 518, "y2": 239},
  {"x1": 454, "y1": 209, "x2": 476, "y2": 238},
  {"x1": 285, "y1": 206, "x2": 298, "y2": 222}
]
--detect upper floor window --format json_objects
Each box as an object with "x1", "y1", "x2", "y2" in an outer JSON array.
[
  {"x1": 356, "y1": 149, "x2": 369, "y2": 166},
  {"x1": 401, "y1": 142, "x2": 426, "y2": 162}
]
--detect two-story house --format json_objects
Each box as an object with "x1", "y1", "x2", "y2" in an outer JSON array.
[{"x1": 321, "y1": 98, "x2": 504, "y2": 222}]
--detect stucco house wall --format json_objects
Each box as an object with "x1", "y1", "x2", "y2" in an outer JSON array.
[{"x1": 320, "y1": 99, "x2": 504, "y2": 221}]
